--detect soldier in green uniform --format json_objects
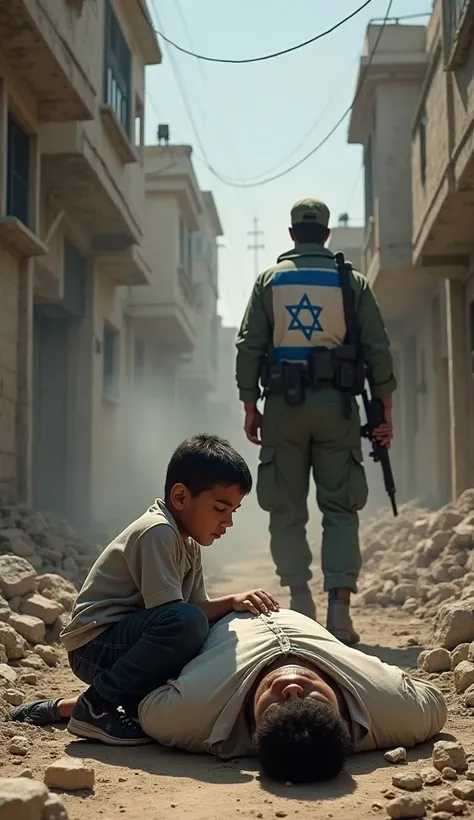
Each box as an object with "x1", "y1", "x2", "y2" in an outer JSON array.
[{"x1": 235, "y1": 199, "x2": 396, "y2": 645}]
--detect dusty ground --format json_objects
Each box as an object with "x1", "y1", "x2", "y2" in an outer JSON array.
[{"x1": 2, "y1": 548, "x2": 474, "y2": 820}]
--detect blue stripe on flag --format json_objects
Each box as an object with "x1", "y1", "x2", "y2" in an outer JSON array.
[{"x1": 272, "y1": 269, "x2": 341, "y2": 288}]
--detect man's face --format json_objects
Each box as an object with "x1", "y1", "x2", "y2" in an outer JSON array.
[
  {"x1": 253, "y1": 664, "x2": 341, "y2": 726},
  {"x1": 172, "y1": 482, "x2": 244, "y2": 546}
]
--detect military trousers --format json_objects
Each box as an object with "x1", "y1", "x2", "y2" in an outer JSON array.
[{"x1": 256, "y1": 388, "x2": 368, "y2": 593}]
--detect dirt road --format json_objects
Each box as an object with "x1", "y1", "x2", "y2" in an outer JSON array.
[{"x1": 2, "y1": 549, "x2": 474, "y2": 820}]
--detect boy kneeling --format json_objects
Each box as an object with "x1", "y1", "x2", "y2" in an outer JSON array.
[{"x1": 14, "y1": 434, "x2": 278, "y2": 745}]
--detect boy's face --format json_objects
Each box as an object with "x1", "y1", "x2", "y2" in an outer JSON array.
[{"x1": 170, "y1": 483, "x2": 245, "y2": 546}]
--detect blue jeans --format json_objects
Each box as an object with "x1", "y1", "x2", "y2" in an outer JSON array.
[{"x1": 69, "y1": 602, "x2": 209, "y2": 716}]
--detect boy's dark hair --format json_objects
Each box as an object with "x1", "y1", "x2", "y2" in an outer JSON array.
[
  {"x1": 292, "y1": 221, "x2": 327, "y2": 245},
  {"x1": 253, "y1": 699, "x2": 352, "y2": 783},
  {"x1": 164, "y1": 434, "x2": 252, "y2": 498}
]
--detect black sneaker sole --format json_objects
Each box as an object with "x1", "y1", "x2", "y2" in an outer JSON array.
[{"x1": 67, "y1": 717, "x2": 153, "y2": 746}]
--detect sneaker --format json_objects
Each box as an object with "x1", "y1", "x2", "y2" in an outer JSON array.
[
  {"x1": 10, "y1": 698, "x2": 65, "y2": 726},
  {"x1": 67, "y1": 694, "x2": 153, "y2": 746},
  {"x1": 290, "y1": 585, "x2": 317, "y2": 620},
  {"x1": 326, "y1": 599, "x2": 360, "y2": 645}
]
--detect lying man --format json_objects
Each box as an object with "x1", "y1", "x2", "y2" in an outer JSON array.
[{"x1": 12, "y1": 609, "x2": 447, "y2": 783}]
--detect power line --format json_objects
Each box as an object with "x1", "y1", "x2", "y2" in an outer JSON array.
[
  {"x1": 207, "y1": 0, "x2": 395, "y2": 188},
  {"x1": 152, "y1": 1, "x2": 374, "y2": 64}
]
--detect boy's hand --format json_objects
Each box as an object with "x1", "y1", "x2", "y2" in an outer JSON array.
[{"x1": 231, "y1": 589, "x2": 280, "y2": 616}]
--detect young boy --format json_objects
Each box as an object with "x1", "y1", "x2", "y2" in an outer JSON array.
[{"x1": 13, "y1": 434, "x2": 279, "y2": 745}]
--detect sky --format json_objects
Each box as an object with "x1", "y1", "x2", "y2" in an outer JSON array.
[{"x1": 143, "y1": 0, "x2": 432, "y2": 328}]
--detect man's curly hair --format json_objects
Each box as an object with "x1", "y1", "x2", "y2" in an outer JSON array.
[{"x1": 253, "y1": 699, "x2": 352, "y2": 783}]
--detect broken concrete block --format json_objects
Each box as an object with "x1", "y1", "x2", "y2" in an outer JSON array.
[
  {"x1": 0, "y1": 621, "x2": 25, "y2": 660},
  {"x1": 3, "y1": 689, "x2": 25, "y2": 706},
  {"x1": 434, "y1": 599, "x2": 474, "y2": 650},
  {"x1": 0, "y1": 555, "x2": 36, "y2": 599},
  {"x1": 391, "y1": 771, "x2": 423, "y2": 791},
  {"x1": 41, "y1": 794, "x2": 69, "y2": 820},
  {"x1": 21, "y1": 594, "x2": 63, "y2": 626},
  {"x1": 384, "y1": 747, "x2": 407, "y2": 764},
  {"x1": 0, "y1": 777, "x2": 49, "y2": 820},
  {"x1": 386, "y1": 793, "x2": 426, "y2": 818},
  {"x1": 453, "y1": 660, "x2": 474, "y2": 694},
  {"x1": 9, "y1": 613, "x2": 45, "y2": 645},
  {"x1": 432, "y1": 740, "x2": 467, "y2": 772},
  {"x1": 0, "y1": 663, "x2": 18, "y2": 686},
  {"x1": 451, "y1": 643, "x2": 470, "y2": 670},
  {"x1": 43, "y1": 757, "x2": 95, "y2": 791},
  {"x1": 419, "y1": 648, "x2": 451, "y2": 673}
]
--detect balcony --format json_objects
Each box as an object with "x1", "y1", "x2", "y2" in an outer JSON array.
[
  {"x1": 0, "y1": 0, "x2": 95, "y2": 122},
  {"x1": 127, "y1": 276, "x2": 197, "y2": 355},
  {"x1": 40, "y1": 122, "x2": 142, "y2": 246},
  {"x1": 412, "y1": 0, "x2": 474, "y2": 267}
]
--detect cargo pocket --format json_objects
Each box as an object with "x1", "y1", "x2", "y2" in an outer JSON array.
[
  {"x1": 256, "y1": 446, "x2": 280, "y2": 513},
  {"x1": 347, "y1": 447, "x2": 369, "y2": 512}
]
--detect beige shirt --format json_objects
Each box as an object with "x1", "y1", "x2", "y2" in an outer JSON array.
[
  {"x1": 139, "y1": 609, "x2": 447, "y2": 759},
  {"x1": 60, "y1": 500, "x2": 208, "y2": 652}
]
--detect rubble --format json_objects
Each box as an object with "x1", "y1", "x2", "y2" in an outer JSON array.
[
  {"x1": 432, "y1": 741, "x2": 467, "y2": 773},
  {"x1": 384, "y1": 747, "x2": 407, "y2": 764},
  {"x1": 432, "y1": 791, "x2": 465, "y2": 814},
  {"x1": 452, "y1": 780, "x2": 474, "y2": 800},
  {"x1": 43, "y1": 757, "x2": 95, "y2": 791},
  {"x1": 8, "y1": 735, "x2": 29, "y2": 756},
  {"x1": 452, "y1": 660, "x2": 474, "y2": 693},
  {"x1": 391, "y1": 772, "x2": 422, "y2": 791},
  {"x1": 385, "y1": 793, "x2": 426, "y2": 818},
  {"x1": 0, "y1": 776, "x2": 69, "y2": 820}
]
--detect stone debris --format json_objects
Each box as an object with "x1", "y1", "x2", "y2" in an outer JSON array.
[
  {"x1": 418, "y1": 648, "x2": 451, "y2": 673},
  {"x1": 0, "y1": 776, "x2": 69, "y2": 820},
  {"x1": 0, "y1": 663, "x2": 18, "y2": 686},
  {"x1": 384, "y1": 747, "x2": 407, "y2": 764},
  {"x1": 464, "y1": 683, "x2": 474, "y2": 707},
  {"x1": 20, "y1": 594, "x2": 63, "y2": 626},
  {"x1": 391, "y1": 772, "x2": 423, "y2": 791},
  {"x1": 451, "y1": 643, "x2": 470, "y2": 670},
  {"x1": 0, "y1": 555, "x2": 37, "y2": 599},
  {"x1": 8, "y1": 735, "x2": 29, "y2": 756},
  {"x1": 452, "y1": 660, "x2": 474, "y2": 693},
  {"x1": 43, "y1": 757, "x2": 95, "y2": 791},
  {"x1": 3, "y1": 689, "x2": 25, "y2": 706},
  {"x1": 385, "y1": 793, "x2": 426, "y2": 818},
  {"x1": 432, "y1": 741, "x2": 467, "y2": 773},
  {"x1": 420, "y1": 768, "x2": 442, "y2": 786},
  {"x1": 441, "y1": 767, "x2": 457, "y2": 780},
  {"x1": 432, "y1": 791, "x2": 466, "y2": 814},
  {"x1": 9, "y1": 613, "x2": 45, "y2": 646},
  {"x1": 452, "y1": 780, "x2": 474, "y2": 800},
  {"x1": 33, "y1": 645, "x2": 60, "y2": 667}
]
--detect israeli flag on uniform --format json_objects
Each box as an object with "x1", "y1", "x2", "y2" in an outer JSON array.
[{"x1": 272, "y1": 267, "x2": 347, "y2": 363}]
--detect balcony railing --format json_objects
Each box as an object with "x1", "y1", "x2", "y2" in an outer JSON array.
[{"x1": 443, "y1": 0, "x2": 473, "y2": 68}]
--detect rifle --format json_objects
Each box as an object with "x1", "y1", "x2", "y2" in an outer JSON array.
[
  {"x1": 360, "y1": 388, "x2": 398, "y2": 517},
  {"x1": 334, "y1": 252, "x2": 398, "y2": 518}
]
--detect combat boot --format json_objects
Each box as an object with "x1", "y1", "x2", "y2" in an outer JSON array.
[
  {"x1": 289, "y1": 584, "x2": 317, "y2": 620},
  {"x1": 326, "y1": 591, "x2": 359, "y2": 645}
]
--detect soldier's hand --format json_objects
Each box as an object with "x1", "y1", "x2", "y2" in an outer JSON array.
[
  {"x1": 244, "y1": 406, "x2": 263, "y2": 445},
  {"x1": 373, "y1": 403, "x2": 393, "y2": 447},
  {"x1": 231, "y1": 589, "x2": 280, "y2": 615}
]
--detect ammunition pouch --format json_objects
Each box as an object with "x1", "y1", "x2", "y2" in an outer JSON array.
[
  {"x1": 266, "y1": 362, "x2": 307, "y2": 406},
  {"x1": 308, "y1": 345, "x2": 365, "y2": 395}
]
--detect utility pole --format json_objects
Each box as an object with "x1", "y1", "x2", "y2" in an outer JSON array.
[{"x1": 247, "y1": 215, "x2": 265, "y2": 279}]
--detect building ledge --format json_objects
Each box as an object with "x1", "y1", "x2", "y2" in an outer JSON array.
[
  {"x1": 0, "y1": 217, "x2": 48, "y2": 258},
  {"x1": 100, "y1": 105, "x2": 139, "y2": 165},
  {"x1": 95, "y1": 243, "x2": 151, "y2": 286}
]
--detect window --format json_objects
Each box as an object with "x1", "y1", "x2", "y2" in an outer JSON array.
[
  {"x1": 419, "y1": 112, "x2": 427, "y2": 187},
  {"x1": 103, "y1": 324, "x2": 120, "y2": 400},
  {"x1": 443, "y1": 0, "x2": 471, "y2": 67},
  {"x1": 63, "y1": 239, "x2": 87, "y2": 318},
  {"x1": 134, "y1": 338, "x2": 145, "y2": 386},
  {"x1": 104, "y1": 1, "x2": 131, "y2": 134},
  {"x1": 7, "y1": 114, "x2": 30, "y2": 226}
]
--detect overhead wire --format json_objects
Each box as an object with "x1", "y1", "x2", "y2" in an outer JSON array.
[
  {"x1": 205, "y1": 0, "x2": 395, "y2": 188},
  {"x1": 151, "y1": 1, "x2": 374, "y2": 64}
]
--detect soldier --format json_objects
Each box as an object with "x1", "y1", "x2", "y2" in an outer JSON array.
[{"x1": 235, "y1": 199, "x2": 396, "y2": 644}]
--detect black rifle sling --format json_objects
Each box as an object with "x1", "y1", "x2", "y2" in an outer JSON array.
[{"x1": 334, "y1": 252, "x2": 358, "y2": 350}]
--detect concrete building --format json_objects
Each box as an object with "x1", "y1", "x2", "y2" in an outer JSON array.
[
  {"x1": 328, "y1": 222, "x2": 364, "y2": 272},
  {"x1": 0, "y1": 0, "x2": 161, "y2": 528},
  {"x1": 349, "y1": 5, "x2": 474, "y2": 509}
]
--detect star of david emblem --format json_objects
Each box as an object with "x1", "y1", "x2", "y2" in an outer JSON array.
[{"x1": 285, "y1": 293, "x2": 323, "y2": 341}]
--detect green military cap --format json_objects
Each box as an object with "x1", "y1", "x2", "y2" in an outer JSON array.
[{"x1": 290, "y1": 198, "x2": 330, "y2": 227}]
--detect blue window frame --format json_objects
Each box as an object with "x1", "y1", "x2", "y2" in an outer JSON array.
[
  {"x1": 104, "y1": 1, "x2": 131, "y2": 135},
  {"x1": 7, "y1": 114, "x2": 30, "y2": 226}
]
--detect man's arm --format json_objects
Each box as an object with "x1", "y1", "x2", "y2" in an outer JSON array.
[
  {"x1": 235, "y1": 276, "x2": 272, "y2": 404},
  {"x1": 355, "y1": 280, "x2": 397, "y2": 400},
  {"x1": 358, "y1": 672, "x2": 447, "y2": 752}
]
